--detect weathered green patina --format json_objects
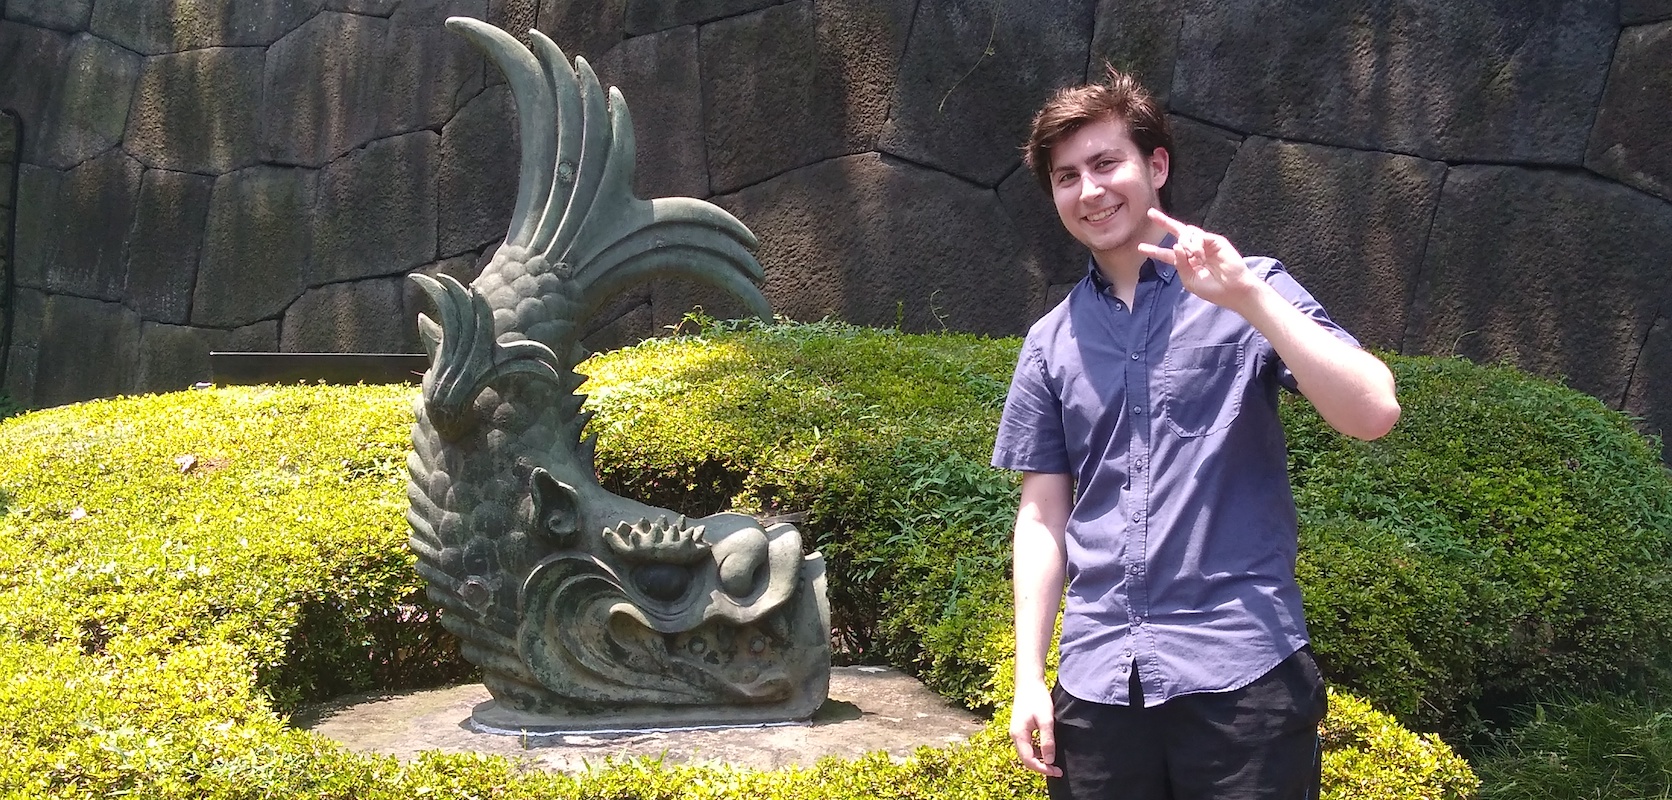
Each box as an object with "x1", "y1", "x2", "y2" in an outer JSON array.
[{"x1": 406, "y1": 17, "x2": 829, "y2": 733}]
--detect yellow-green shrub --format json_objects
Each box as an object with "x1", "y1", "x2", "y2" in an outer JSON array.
[{"x1": 1322, "y1": 690, "x2": 1479, "y2": 799}]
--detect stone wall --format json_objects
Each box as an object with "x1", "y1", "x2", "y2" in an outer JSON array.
[
  {"x1": 1, "y1": 0, "x2": 1670, "y2": 456},
  {"x1": 0, "y1": 110, "x2": 14, "y2": 376}
]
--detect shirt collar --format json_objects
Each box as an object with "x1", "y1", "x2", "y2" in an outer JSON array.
[{"x1": 1085, "y1": 233, "x2": 1178, "y2": 294}]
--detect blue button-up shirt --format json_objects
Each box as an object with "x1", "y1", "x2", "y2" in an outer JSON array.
[{"x1": 992, "y1": 252, "x2": 1359, "y2": 706}]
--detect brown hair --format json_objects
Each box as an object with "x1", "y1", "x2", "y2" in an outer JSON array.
[{"x1": 1023, "y1": 65, "x2": 1173, "y2": 199}]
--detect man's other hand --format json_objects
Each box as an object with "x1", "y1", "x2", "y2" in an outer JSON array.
[{"x1": 1010, "y1": 681, "x2": 1063, "y2": 777}]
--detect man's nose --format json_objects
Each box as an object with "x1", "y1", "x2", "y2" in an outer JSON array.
[{"x1": 1079, "y1": 173, "x2": 1103, "y2": 201}]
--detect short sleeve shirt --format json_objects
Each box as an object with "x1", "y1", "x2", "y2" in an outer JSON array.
[{"x1": 992, "y1": 253, "x2": 1360, "y2": 706}]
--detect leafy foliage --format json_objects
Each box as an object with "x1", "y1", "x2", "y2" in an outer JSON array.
[
  {"x1": 0, "y1": 328, "x2": 1500, "y2": 797},
  {"x1": 1322, "y1": 690, "x2": 1480, "y2": 800},
  {"x1": 0, "y1": 385, "x2": 467, "y2": 713},
  {"x1": 1284, "y1": 356, "x2": 1672, "y2": 733}
]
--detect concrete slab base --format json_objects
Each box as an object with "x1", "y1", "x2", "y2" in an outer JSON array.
[{"x1": 292, "y1": 665, "x2": 987, "y2": 772}]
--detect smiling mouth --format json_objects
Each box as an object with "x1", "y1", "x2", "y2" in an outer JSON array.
[{"x1": 1086, "y1": 205, "x2": 1120, "y2": 223}]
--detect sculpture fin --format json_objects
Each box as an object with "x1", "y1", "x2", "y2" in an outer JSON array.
[{"x1": 444, "y1": 18, "x2": 557, "y2": 249}]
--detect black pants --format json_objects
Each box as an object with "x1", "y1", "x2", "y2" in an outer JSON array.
[{"x1": 1046, "y1": 648, "x2": 1328, "y2": 800}]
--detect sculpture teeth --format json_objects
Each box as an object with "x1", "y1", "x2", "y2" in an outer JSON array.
[{"x1": 604, "y1": 516, "x2": 711, "y2": 565}]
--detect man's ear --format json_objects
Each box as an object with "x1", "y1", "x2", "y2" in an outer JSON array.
[{"x1": 1149, "y1": 146, "x2": 1171, "y2": 190}]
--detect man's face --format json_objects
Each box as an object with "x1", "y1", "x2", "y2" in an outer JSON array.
[{"x1": 1048, "y1": 116, "x2": 1170, "y2": 259}]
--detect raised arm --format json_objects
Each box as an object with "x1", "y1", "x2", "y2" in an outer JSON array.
[
  {"x1": 1137, "y1": 209, "x2": 1400, "y2": 441},
  {"x1": 1009, "y1": 470, "x2": 1072, "y2": 777}
]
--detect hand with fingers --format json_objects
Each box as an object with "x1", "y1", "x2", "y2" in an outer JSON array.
[
  {"x1": 1010, "y1": 681, "x2": 1063, "y2": 777},
  {"x1": 1137, "y1": 208, "x2": 1263, "y2": 312}
]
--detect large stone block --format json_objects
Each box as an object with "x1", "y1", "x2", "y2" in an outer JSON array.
[
  {"x1": 1, "y1": 290, "x2": 44, "y2": 402},
  {"x1": 193, "y1": 166, "x2": 315, "y2": 328},
  {"x1": 1165, "y1": 114, "x2": 1241, "y2": 226},
  {"x1": 38, "y1": 33, "x2": 142, "y2": 170},
  {"x1": 215, "y1": 320, "x2": 282, "y2": 353},
  {"x1": 0, "y1": 110, "x2": 16, "y2": 165},
  {"x1": 91, "y1": 0, "x2": 325, "y2": 55},
  {"x1": 1405, "y1": 166, "x2": 1672, "y2": 405},
  {"x1": 281, "y1": 277, "x2": 411, "y2": 353},
  {"x1": 1203, "y1": 138, "x2": 1445, "y2": 351},
  {"x1": 439, "y1": 84, "x2": 517, "y2": 257},
  {"x1": 6, "y1": 287, "x2": 45, "y2": 353},
  {"x1": 878, "y1": 0, "x2": 1095, "y2": 187},
  {"x1": 125, "y1": 47, "x2": 263, "y2": 174},
  {"x1": 135, "y1": 322, "x2": 215, "y2": 393},
  {"x1": 11, "y1": 165, "x2": 60, "y2": 290},
  {"x1": 487, "y1": 0, "x2": 538, "y2": 47},
  {"x1": 5, "y1": 0, "x2": 93, "y2": 32},
  {"x1": 136, "y1": 320, "x2": 279, "y2": 391},
  {"x1": 327, "y1": 0, "x2": 401, "y2": 14},
  {"x1": 997, "y1": 164, "x2": 1084, "y2": 288},
  {"x1": 676, "y1": 153, "x2": 1038, "y2": 335},
  {"x1": 1623, "y1": 1, "x2": 1672, "y2": 24},
  {"x1": 701, "y1": 0, "x2": 913, "y2": 194},
  {"x1": 1172, "y1": 0, "x2": 1616, "y2": 164},
  {"x1": 3, "y1": 344, "x2": 37, "y2": 406},
  {"x1": 1626, "y1": 313, "x2": 1672, "y2": 463},
  {"x1": 594, "y1": 25, "x2": 706, "y2": 200},
  {"x1": 1089, "y1": 0, "x2": 1185, "y2": 101},
  {"x1": 1586, "y1": 21, "x2": 1672, "y2": 203},
  {"x1": 536, "y1": 0, "x2": 627, "y2": 61},
  {"x1": 125, "y1": 169, "x2": 214, "y2": 324},
  {"x1": 0, "y1": 22, "x2": 71, "y2": 159},
  {"x1": 624, "y1": 0, "x2": 778, "y2": 35},
  {"x1": 262, "y1": 12, "x2": 388, "y2": 167},
  {"x1": 381, "y1": 0, "x2": 488, "y2": 138},
  {"x1": 33, "y1": 294, "x2": 141, "y2": 408},
  {"x1": 312, "y1": 130, "x2": 439, "y2": 285},
  {"x1": 580, "y1": 287, "x2": 652, "y2": 354},
  {"x1": 32, "y1": 151, "x2": 145, "y2": 302}
]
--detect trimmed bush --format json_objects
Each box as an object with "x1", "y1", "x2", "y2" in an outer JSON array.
[
  {"x1": 0, "y1": 325, "x2": 1481, "y2": 797},
  {"x1": 1322, "y1": 690, "x2": 1480, "y2": 799},
  {"x1": 585, "y1": 324, "x2": 1672, "y2": 737},
  {"x1": 1285, "y1": 357, "x2": 1672, "y2": 732}
]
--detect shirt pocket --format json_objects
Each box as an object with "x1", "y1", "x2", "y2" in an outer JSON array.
[{"x1": 1161, "y1": 343, "x2": 1245, "y2": 438}]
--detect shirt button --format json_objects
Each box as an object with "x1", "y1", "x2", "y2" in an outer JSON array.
[
  {"x1": 1132, "y1": 406, "x2": 1143, "y2": 415},
  {"x1": 1133, "y1": 616, "x2": 1144, "y2": 625},
  {"x1": 1130, "y1": 352, "x2": 1140, "y2": 360},
  {"x1": 1131, "y1": 512, "x2": 1141, "y2": 522}
]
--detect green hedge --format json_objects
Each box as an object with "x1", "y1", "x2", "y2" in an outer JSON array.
[
  {"x1": 1284, "y1": 357, "x2": 1672, "y2": 732},
  {"x1": 0, "y1": 324, "x2": 1494, "y2": 798},
  {"x1": 586, "y1": 323, "x2": 1672, "y2": 737}
]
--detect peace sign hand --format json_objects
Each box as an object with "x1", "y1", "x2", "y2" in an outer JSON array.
[{"x1": 1136, "y1": 209, "x2": 1262, "y2": 312}]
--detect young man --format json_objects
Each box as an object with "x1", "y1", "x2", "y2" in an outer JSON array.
[{"x1": 992, "y1": 68, "x2": 1400, "y2": 800}]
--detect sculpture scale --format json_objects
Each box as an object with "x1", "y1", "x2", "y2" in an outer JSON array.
[{"x1": 405, "y1": 16, "x2": 831, "y2": 732}]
